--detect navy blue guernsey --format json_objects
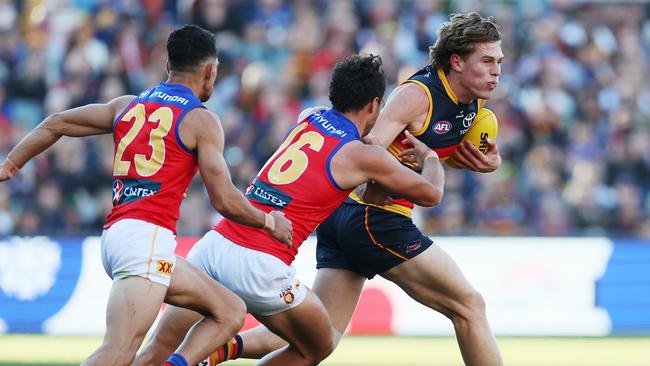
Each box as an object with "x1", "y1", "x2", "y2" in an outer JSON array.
[{"x1": 387, "y1": 66, "x2": 483, "y2": 163}]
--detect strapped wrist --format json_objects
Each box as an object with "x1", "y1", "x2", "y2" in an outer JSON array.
[
  {"x1": 263, "y1": 212, "x2": 275, "y2": 232},
  {"x1": 3, "y1": 157, "x2": 19, "y2": 178},
  {"x1": 423, "y1": 152, "x2": 439, "y2": 162}
]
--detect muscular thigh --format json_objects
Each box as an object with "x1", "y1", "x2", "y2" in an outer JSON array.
[
  {"x1": 254, "y1": 288, "x2": 333, "y2": 356},
  {"x1": 165, "y1": 256, "x2": 241, "y2": 316},
  {"x1": 316, "y1": 203, "x2": 433, "y2": 279},
  {"x1": 381, "y1": 244, "x2": 477, "y2": 315}
]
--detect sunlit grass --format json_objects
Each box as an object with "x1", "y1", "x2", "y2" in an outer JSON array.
[{"x1": 0, "y1": 335, "x2": 648, "y2": 366}]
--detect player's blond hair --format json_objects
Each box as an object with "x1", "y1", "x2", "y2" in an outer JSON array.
[{"x1": 429, "y1": 12, "x2": 501, "y2": 73}]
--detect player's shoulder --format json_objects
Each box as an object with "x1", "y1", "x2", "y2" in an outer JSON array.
[
  {"x1": 396, "y1": 81, "x2": 431, "y2": 102},
  {"x1": 183, "y1": 108, "x2": 221, "y2": 129},
  {"x1": 297, "y1": 106, "x2": 328, "y2": 123},
  {"x1": 383, "y1": 82, "x2": 430, "y2": 119},
  {"x1": 108, "y1": 95, "x2": 137, "y2": 112}
]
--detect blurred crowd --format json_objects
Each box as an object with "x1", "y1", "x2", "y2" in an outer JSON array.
[{"x1": 1, "y1": 0, "x2": 650, "y2": 238}]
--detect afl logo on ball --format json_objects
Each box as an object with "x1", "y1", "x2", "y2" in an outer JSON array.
[
  {"x1": 112, "y1": 179, "x2": 124, "y2": 206},
  {"x1": 432, "y1": 121, "x2": 452, "y2": 134}
]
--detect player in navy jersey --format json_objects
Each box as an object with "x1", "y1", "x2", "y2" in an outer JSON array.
[
  {"x1": 0, "y1": 25, "x2": 292, "y2": 366},
  {"x1": 214, "y1": 13, "x2": 504, "y2": 366}
]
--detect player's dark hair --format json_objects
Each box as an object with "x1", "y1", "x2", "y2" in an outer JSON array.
[
  {"x1": 329, "y1": 55, "x2": 386, "y2": 113},
  {"x1": 167, "y1": 24, "x2": 217, "y2": 72},
  {"x1": 429, "y1": 12, "x2": 501, "y2": 73}
]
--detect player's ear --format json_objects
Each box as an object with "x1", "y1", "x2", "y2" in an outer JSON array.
[
  {"x1": 450, "y1": 54, "x2": 463, "y2": 72},
  {"x1": 165, "y1": 60, "x2": 171, "y2": 75},
  {"x1": 368, "y1": 97, "x2": 380, "y2": 114},
  {"x1": 204, "y1": 62, "x2": 214, "y2": 82}
]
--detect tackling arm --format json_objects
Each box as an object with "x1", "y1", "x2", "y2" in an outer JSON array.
[
  {"x1": 332, "y1": 137, "x2": 444, "y2": 207},
  {"x1": 185, "y1": 109, "x2": 293, "y2": 246}
]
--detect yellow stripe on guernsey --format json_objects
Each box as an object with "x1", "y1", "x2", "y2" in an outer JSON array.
[
  {"x1": 400, "y1": 79, "x2": 433, "y2": 137},
  {"x1": 348, "y1": 190, "x2": 412, "y2": 218},
  {"x1": 387, "y1": 144, "x2": 418, "y2": 170},
  {"x1": 437, "y1": 67, "x2": 458, "y2": 104}
]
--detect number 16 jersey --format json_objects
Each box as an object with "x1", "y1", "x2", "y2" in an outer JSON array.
[
  {"x1": 216, "y1": 109, "x2": 361, "y2": 265},
  {"x1": 104, "y1": 83, "x2": 205, "y2": 234}
]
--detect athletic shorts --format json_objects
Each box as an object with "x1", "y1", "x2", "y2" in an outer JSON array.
[
  {"x1": 101, "y1": 218, "x2": 177, "y2": 287},
  {"x1": 316, "y1": 202, "x2": 433, "y2": 279},
  {"x1": 188, "y1": 230, "x2": 307, "y2": 316}
]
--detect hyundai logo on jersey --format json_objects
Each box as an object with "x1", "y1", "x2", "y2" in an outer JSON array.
[
  {"x1": 246, "y1": 179, "x2": 293, "y2": 209},
  {"x1": 112, "y1": 178, "x2": 161, "y2": 206}
]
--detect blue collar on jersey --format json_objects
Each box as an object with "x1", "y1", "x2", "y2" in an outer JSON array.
[{"x1": 323, "y1": 109, "x2": 362, "y2": 140}]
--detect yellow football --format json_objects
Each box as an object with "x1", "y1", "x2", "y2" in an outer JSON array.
[{"x1": 462, "y1": 107, "x2": 498, "y2": 154}]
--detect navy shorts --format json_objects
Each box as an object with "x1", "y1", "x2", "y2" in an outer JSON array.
[{"x1": 316, "y1": 202, "x2": 433, "y2": 279}]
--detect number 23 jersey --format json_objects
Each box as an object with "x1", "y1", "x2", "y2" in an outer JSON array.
[
  {"x1": 104, "y1": 83, "x2": 204, "y2": 234},
  {"x1": 216, "y1": 109, "x2": 361, "y2": 265}
]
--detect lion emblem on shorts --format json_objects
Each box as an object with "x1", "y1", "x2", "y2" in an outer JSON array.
[
  {"x1": 280, "y1": 282, "x2": 299, "y2": 305},
  {"x1": 283, "y1": 291, "x2": 294, "y2": 304}
]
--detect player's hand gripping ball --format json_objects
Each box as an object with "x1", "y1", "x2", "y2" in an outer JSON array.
[{"x1": 461, "y1": 107, "x2": 498, "y2": 154}]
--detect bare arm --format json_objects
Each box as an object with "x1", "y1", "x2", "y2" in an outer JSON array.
[
  {"x1": 182, "y1": 109, "x2": 293, "y2": 246},
  {"x1": 331, "y1": 133, "x2": 444, "y2": 207},
  {"x1": 0, "y1": 95, "x2": 133, "y2": 181},
  {"x1": 368, "y1": 82, "x2": 430, "y2": 147}
]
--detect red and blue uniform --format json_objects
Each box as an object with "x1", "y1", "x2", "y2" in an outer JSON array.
[
  {"x1": 216, "y1": 109, "x2": 361, "y2": 265},
  {"x1": 104, "y1": 83, "x2": 204, "y2": 234}
]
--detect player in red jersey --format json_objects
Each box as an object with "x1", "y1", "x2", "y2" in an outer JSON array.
[
  {"x1": 0, "y1": 25, "x2": 292, "y2": 366},
  {"x1": 207, "y1": 13, "x2": 504, "y2": 366},
  {"x1": 133, "y1": 55, "x2": 445, "y2": 366}
]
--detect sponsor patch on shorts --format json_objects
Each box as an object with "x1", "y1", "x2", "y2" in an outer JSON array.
[
  {"x1": 280, "y1": 280, "x2": 299, "y2": 304},
  {"x1": 156, "y1": 260, "x2": 173, "y2": 275},
  {"x1": 404, "y1": 240, "x2": 422, "y2": 254}
]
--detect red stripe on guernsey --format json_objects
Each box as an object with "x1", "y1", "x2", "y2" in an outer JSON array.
[
  {"x1": 391, "y1": 131, "x2": 458, "y2": 160},
  {"x1": 216, "y1": 111, "x2": 358, "y2": 265},
  {"x1": 104, "y1": 99, "x2": 199, "y2": 233}
]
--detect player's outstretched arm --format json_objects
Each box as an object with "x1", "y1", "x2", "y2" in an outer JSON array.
[
  {"x1": 0, "y1": 95, "x2": 133, "y2": 182},
  {"x1": 183, "y1": 109, "x2": 293, "y2": 246}
]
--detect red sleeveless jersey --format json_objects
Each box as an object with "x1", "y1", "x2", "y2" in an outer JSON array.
[
  {"x1": 216, "y1": 109, "x2": 361, "y2": 265},
  {"x1": 104, "y1": 83, "x2": 205, "y2": 233}
]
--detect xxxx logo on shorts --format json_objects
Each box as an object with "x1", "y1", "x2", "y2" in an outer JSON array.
[{"x1": 156, "y1": 260, "x2": 173, "y2": 275}]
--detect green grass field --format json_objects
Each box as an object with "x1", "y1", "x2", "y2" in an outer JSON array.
[{"x1": 0, "y1": 335, "x2": 648, "y2": 366}]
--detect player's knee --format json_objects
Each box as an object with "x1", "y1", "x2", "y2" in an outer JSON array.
[
  {"x1": 455, "y1": 289, "x2": 487, "y2": 322},
  {"x1": 91, "y1": 346, "x2": 137, "y2": 366},
  {"x1": 310, "y1": 333, "x2": 336, "y2": 363},
  {"x1": 212, "y1": 296, "x2": 246, "y2": 335}
]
